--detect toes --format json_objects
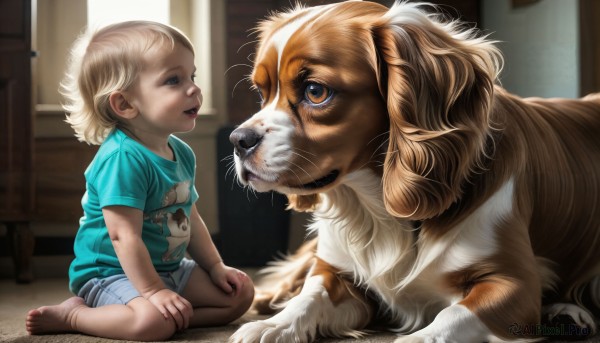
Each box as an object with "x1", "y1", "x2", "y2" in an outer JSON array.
[
  {"x1": 25, "y1": 309, "x2": 42, "y2": 334},
  {"x1": 26, "y1": 308, "x2": 41, "y2": 318}
]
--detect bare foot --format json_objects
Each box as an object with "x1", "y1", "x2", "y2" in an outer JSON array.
[{"x1": 26, "y1": 297, "x2": 86, "y2": 335}]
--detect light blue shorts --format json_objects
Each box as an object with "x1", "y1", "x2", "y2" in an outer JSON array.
[{"x1": 77, "y1": 258, "x2": 197, "y2": 307}]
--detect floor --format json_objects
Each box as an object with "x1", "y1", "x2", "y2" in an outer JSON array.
[{"x1": 1, "y1": 275, "x2": 597, "y2": 343}]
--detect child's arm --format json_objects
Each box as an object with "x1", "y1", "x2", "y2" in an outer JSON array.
[
  {"x1": 103, "y1": 205, "x2": 193, "y2": 329},
  {"x1": 186, "y1": 204, "x2": 249, "y2": 294}
]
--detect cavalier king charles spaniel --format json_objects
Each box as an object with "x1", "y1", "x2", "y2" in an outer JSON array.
[{"x1": 229, "y1": 1, "x2": 600, "y2": 342}]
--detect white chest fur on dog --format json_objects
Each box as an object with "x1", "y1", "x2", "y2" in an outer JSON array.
[{"x1": 315, "y1": 170, "x2": 513, "y2": 334}]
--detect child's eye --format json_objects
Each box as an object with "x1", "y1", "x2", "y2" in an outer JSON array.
[
  {"x1": 165, "y1": 76, "x2": 180, "y2": 85},
  {"x1": 191, "y1": 73, "x2": 196, "y2": 82}
]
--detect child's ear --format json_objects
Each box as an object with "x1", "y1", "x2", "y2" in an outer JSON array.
[{"x1": 109, "y1": 91, "x2": 137, "y2": 119}]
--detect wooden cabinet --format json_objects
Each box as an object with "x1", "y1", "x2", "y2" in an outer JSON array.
[
  {"x1": 0, "y1": 0, "x2": 35, "y2": 283},
  {"x1": 34, "y1": 138, "x2": 97, "y2": 222}
]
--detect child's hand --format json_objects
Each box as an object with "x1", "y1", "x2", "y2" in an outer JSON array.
[
  {"x1": 209, "y1": 262, "x2": 250, "y2": 295},
  {"x1": 147, "y1": 288, "x2": 193, "y2": 330}
]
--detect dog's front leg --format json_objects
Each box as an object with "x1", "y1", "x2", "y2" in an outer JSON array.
[
  {"x1": 395, "y1": 276, "x2": 541, "y2": 343},
  {"x1": 230, "y1": 257, "x2": 374, "y2": 343},
  {"x1": 396, "y1": 247, "x2": 542, "y2": 343}
]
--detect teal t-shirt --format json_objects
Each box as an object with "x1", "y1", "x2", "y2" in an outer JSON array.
[{"x1": 68, "y1": 129, "x2": 199, "y2": 294}]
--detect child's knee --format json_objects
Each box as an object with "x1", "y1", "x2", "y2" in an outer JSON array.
[
  {"x1": 131, "y1": 310, "x2": 177, "y2": 341},
  {"x1": 240, "y1": 278, "x2": 255, "y2": 308},
  {"x1": 223, "y1": 278, "x2": 255, "y2": 324}
]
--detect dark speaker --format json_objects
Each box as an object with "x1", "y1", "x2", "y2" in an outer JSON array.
[{"x1": 216, "y1": 126, "x2": 291, "y2": 267}]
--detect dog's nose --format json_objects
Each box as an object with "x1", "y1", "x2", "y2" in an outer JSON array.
[{"x1": 229, "y1": 128, "x2": 261, "y2": 158}]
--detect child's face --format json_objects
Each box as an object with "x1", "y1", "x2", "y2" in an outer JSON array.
[{"x1": 127, "y1": 42, "x2": 202, "y2": 137}]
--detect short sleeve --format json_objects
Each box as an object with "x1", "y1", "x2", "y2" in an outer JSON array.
[
  {"x1": 184, "y1": 147, "x2": 199, "y2": 204},
  {"x1": 171, "y1": 135, "x2": 199, "y2": 204},
  {"x1": 191, "y1": 183, "x2": 199, "y2": 204},
  {"x1": 90, "y1": 150, "x2": 149, "y2": 210}
]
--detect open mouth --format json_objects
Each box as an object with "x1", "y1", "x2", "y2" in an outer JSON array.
[
  {"x1": 299, "y1": 170, "x2": 340, "y2": 190},
  {"x1": 184, "y1": 107, "x2": 198, "y2": 115}
]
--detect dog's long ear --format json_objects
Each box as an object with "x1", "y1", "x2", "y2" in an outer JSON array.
[{"x1": 372, "y1": 4, "x2": 501, "y2": 219}]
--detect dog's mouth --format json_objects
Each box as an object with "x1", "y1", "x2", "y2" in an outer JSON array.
[
  {"x1": 296, "y1": 170, "x2": 340, "y2": 190},
  {"x1": 242, "y1": 169, "x2": 340, "y2": 191}
]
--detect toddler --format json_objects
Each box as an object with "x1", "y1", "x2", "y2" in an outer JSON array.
[{"x1": 25, "y1": 21, "x2": 254, "y2": 341}]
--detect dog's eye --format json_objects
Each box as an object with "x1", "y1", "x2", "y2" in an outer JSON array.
[{"x1": 304, "y1": 83, "x2": 332, "y2": 105}]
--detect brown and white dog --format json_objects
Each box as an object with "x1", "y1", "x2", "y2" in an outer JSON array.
[{"x1": 228, "y1": 1, "x2": 600, "y2": 342}]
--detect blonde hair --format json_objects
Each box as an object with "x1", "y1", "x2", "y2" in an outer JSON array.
[{"x1": 61, "y1": 21, "x2": 194, "y2": 145}]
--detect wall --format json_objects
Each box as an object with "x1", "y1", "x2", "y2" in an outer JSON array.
[{"x1": 482, "y1": 0, "x2": 579, "y2": 98}]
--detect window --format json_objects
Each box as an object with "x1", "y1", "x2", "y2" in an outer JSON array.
[
  {"x1": 35, "y1": 0, "x2": 221, "y2": 121},
  {"x1": 87, "y1": 0, "x2": 170, "y2": 28}
]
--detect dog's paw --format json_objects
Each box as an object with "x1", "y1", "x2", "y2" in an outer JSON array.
[
  {"x1": 394, "y1": 335, "x2": 424, "y2": 343},
  {"x1": 543, "y1": 303, "x2": 596, "y2": 337},
  {"x1": 229, "y1": 319, "x2": 316, "y2": 343},
  {"x1": 393, "y1": 305, "x2": 492, "y2": 343},
  {"x1": 229, "y1": 321, "x2": 276, "y2": 343}
]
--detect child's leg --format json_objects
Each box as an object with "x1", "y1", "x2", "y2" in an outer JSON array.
[
  {"x1": 27, "y1": 296, "x2": 177, "y2": 341},
  {"x1": 182, "y1": 266, "x2": 254, "y2": 327}
]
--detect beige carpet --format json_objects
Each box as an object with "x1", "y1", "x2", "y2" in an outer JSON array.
[
  {"x1": 0, "y1": 278, "x2": 597, "y2": 343},
  {"x1": 0, "y1": 278, "x2": 397, "y2": 343}
]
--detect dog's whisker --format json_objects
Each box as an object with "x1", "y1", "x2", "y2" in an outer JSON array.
[
  {"x1": 368, "y1": 135, "x2": 391, "y2": 164},
  {"x1": 234, "y1": 174, "x2": 245, "y2": 189},
  {"x1": 288, "y1": 160, "x2": 313, "y2": 181},
  {"x1": 293, "y1": 147, "x2": 317, "y2": 157},
  {"x1": 285, "y1": 163, "x2": 305, "y2": 185},
  {"x1": 230, "y1": 172, "x2": 238, "y2": 191},
  {"x1": 224, "y1": 63, "x2": 253, "y2": 77},
  {"x1": 290, "y1": 151, "x2": 320, "y2": 171},
  {"x1": 244, "y1": 187, "x2": 252, "y2": 202},
  {"x1": 220, "y1": 154, "x2": 234, "y2": 163},
  {"x1": 246, "y1": 53, "x2": 256, "y2": 64},
  {"x1": 236, "y1": 39, "x2": 260, "y2": 54},
  {"x1": 231, "y1": 76, "x2": 253, "y2": 98},
  {"x1": 225, "y1": 163, "x2": 237, "y2": 181},
  {"x1": 366, "y1": 131, "x2": 390, "y2": 147}
]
